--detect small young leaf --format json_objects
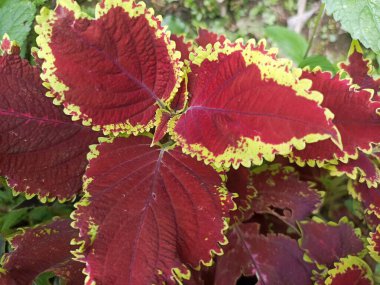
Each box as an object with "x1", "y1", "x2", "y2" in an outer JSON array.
[
  {"x1": 265, "y1": 25, "x2": 308, "y2": 64},
  {"x1": 324, "y1": 0, "x2": 380, "y2": 53},
  {"x1": 73, "y1": 135, "x2": 234, "y2": 284}
]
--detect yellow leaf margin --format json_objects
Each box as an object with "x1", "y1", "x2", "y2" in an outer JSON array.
[
  {"x1": 168, "y1": 39, "x2": 340, "y2": 169},
  {"x1": 35, "y1": 0, "x2": 183, "y2": 136}
]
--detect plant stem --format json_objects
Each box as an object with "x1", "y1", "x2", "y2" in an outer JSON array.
[{"x1": 304, "y1": 2, "x2": 325, "y2": 59}]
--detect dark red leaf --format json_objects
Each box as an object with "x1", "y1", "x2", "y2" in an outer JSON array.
[
  {"x1": 340, "y1": 41, "x2": 380, "y2": 94},
  {"x1": 169, "y1": 42, "x2": 339, "y2": 168},
  {"x1": 215, "y1": 223, "x2": 315, "y2": 285},
  {"x1": 243, "y1": 165, "x2": 323, "y2": 225},
  {"x1": 195, "y1": 28, "x2": 227, "y2": 48},
  {"x1": 0, "y1": 219, "x2": 84, "y2": 285},
  {"x1": 214, "y1": 226, "x2": 255, "y2": 285},
  {"x1": 327, "y1": 152, "x2": 380, "y2": 188},
  {"x1": 292, "y1": 70, "x2": 380, "y2": 166},
  {"x1": 226, "y1": 167, "x2": 254, "y2": 222},
  {"x1": 368, "y1": 225, "x2": 380, "y2": 263},
  {"x1": 152, "y1": 111, "x2": 171, "y2": 144},
  {"x1": 0, "y1": 50, "x2": 98, "y2": 201},
  {"x1": 299, "y1": 218, "x2": 364, "y2": 268},
  {"x1": 171, "y1": 34, "x2": 192, "y2": 61},
  {"x1": 349, "y1": 181, "x2": 380, "y2": 221},
  {"x1": 324, "y1": 256, "x2": 374, "y2": 285},
  {"x1": 153, "y1": 75, "x2": 188, "y2": 144},
  {"x1": 73, "y1": 135, "x2": 234, "y2": 284},
  {"x1": 36, "y1": 1, "x2": 183, "y2": 135}
]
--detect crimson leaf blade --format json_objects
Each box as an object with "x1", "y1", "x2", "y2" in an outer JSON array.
[
  {"x1": 299, "y1": 218, "x2": 364, "y2": 269},
  {"x1": 73, "y1": 135, "x2": 234, "y2": 284},
  {"x1": 324, "y1": 256, "x2": 374, "y2": 285},
  {"x1": 36, "y1": 0, "x2": 183, "y2": 135},
  {"x1": 0, "y1": 219, "x2": 84, "y2": 285},
  {"x1": 291, "y1": 70, "x2": 380, "y2": 166},
  {"x1": 0, "y1": 43, "x2": 98, "y2": 201},
  {"x1": 215, "y1": 223, "x2": 315, "y2": 285},
  {"x1": 169, "y1": 41, "x2": 339, "y2": 168}
]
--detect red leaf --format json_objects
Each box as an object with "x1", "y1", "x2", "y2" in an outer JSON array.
[
  {"x1": 226, "y1": 167, "x2": 254, "y2": 222},
  {"x1": 0, "y1": 219, "x2": 84, "y2": 285},
  {"x1": 349, "y1": 181, "x2": 380, "y2": 220},
  {"x1": 324, "y1": 256, "x2": 374, "y2": 285},
  {"x1": 215, "y1": 223, "x2": 315, "y2": 285},
  {"x1": 152, "y1": 111, "x2": 172, "y2": 144},
  {"x1": 0, "y1": 52, "x2": 98, "y2": 201},
  {"x1": 340, "y1": 41, "x2": 380, "y2": 94},
  {"x1": 248, "y1": 165, "x2": 323, "y2": 225},
  {"x1": 73, "y1": 136, "x2": 234, "y2": 284},
  {"x1": 169, "y1": 41, "x2": 339, "y2": 168},
  {"x1": 153, "y1": 76, "x2": 188, "y2": 144},
  {"x1": 327, "y1": 152, "x2": 380, "y2": 188},
  {"x1": 195, "y1": 28, "x2": 227, "y2": 48},
  {"x1": 36, "y1": 1, "x2": 183, "y2": 135},
  {"x1": 291, "y1": 70, "x2": 380, "y2": 166},
  {"x1": 214, "y1": 226, "x2": 255, "y2": 285},
  {"x1": 368, "y1": 225, "x2": 380, "y2": 263},
  {"x1": 0, "y1": 34, "x2": 20, "y2": 55},
  {"x1": 171, "y1": 34, "x2": 192, "y2": 61},
  {"x1": 299, "y1": 218, "x2": 364, "y2": 268}
]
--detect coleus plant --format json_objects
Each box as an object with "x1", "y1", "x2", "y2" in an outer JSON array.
[{"x1": 0, "y1": 0, "x2": 380, "y2": 284}]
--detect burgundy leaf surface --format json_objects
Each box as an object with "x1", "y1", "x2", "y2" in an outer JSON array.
[
  {"x1": 340, "y1": 41, "x2": 380, "y2": 93},
  {"x1": 74, "y1": 135, "x2": 234, "y2": 284},
  {"x1": 195, "y1": 28, "x2": 227, "y2": 48},
  {"x1": 170, "y1": 42, "x2": 338, "y2": 167},
  {"x1": 299, "y1": 219, "x2": 364, "y2": 268},
  {"x1": 226, "y1": 167, "x2": 254, "y2": 221},
  {"x1": 215, "y1": 223, "x2": 315, "y2": 285},
  {"x1": 324, "y1": 256, "x2": 374, "y2": 285},
  {"x1": 328, "y1": 151, "x2": 380, "y2": 187},
  {"x1": 249, "y1": 166, "x2": 322, "y2": 225},
  {"x1": 292, "y1": 70, "x2": 380, "y2": 165},
  {"x1": 0, "y1": 219, "x2": 84, "y2": 285},
  {"x1": 368, "y1": 225, "x2": 380, "y2": 263},
  {"x1": 349, "y1": 181, "x2": 380, "y2": 220},
  {"x1": 171, "y1": 34, "x2": 192, "y2": 61},
  {"x1": 0, "y1": 51, "x2": 98, "y2": 201},
  {"x1": 36, "y1": 1, "x2": 182, "y2": 135}
]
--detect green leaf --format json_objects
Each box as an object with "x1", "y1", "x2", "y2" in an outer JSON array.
[
  {"x1": 299, "y1": 55, "x2": 338, "y2": 74},
  {"x1": 324, "y1": 0, "x2": 380, "y2": 53},
  {"x1": 0, "y1": 208, "x2": 28, "y2": 233},
  {"x1": 265, "y1": 25, "x2": 308, "y2": 64},
  {"x1": 33, "y1": 272, "x2": 56, "y2": 285},
  {"x1": 0, "y1": 0, "x2": 36, "y2": 54}
]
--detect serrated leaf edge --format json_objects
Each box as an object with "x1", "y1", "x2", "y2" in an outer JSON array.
[{"x1": 167, "y1": 39, "x2": 341, "y2": 169}]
